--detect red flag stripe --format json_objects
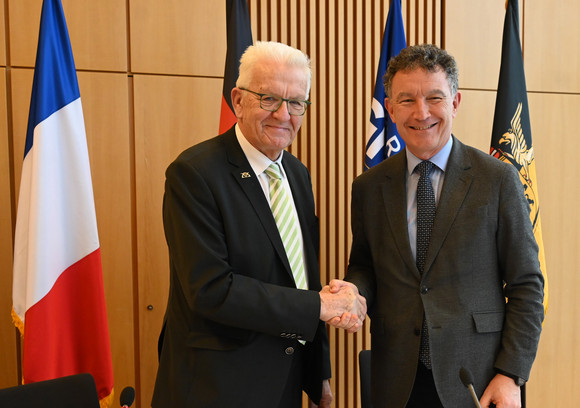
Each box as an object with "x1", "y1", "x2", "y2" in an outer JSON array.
[
  {"x1": 219, "y1": 95, "x2": 238, "y2": 135},
  {"x1": 22, "y1": 248, "x2": 113, "y2": 400}
]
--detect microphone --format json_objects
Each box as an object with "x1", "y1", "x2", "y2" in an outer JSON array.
[
  {"x1": 459, "y1": 367, "x2": 482, "y2": 408},
  {"x1": 120, "y1": 386, "x2": 136, "y2": 407}
]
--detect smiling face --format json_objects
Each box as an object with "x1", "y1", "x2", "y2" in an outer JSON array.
[
  {"x1": 231, "y1": 61, "x2": 308, "y2": 160},
  {"x1": 385, "y1": 68, "x2": 461, "y2": 160}
]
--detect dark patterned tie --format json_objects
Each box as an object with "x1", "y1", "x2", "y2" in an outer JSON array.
[{"x1": 416, "y1": 160, "x2": 436, "y2": 369}]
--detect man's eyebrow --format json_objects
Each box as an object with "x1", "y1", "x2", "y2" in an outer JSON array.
[
  {"x1": 393, "y1": 92, "x2": 415, "y2": 101},
  {"x1": 427, "y1": 89, "x2": 448, "y2": 96},
  {"x1": 393, "y1": 89, "x2": 448, "y2": 101}
]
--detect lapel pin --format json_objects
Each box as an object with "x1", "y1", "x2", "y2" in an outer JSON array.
[{"x1": 241, "y1": 172, "x2": 251, "y2": 179}]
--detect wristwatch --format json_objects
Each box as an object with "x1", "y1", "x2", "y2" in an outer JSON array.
[{"x1": 497, "y1": 369, "x2": 526, "y2": 386}]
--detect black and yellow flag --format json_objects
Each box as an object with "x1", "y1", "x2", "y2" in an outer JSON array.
[{"x1": 490, "y1": 0, "x2": 548, "y2": 314}]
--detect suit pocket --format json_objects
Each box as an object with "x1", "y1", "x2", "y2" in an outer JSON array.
[{"x1": 472, "y1": 310, "x2": 505, "y2": 333}]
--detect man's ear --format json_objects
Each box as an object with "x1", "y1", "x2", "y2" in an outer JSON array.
[
  {"x1": 231, "y1": 87, "x2": 243, "y2": 118},
  {"x1": 384, "y1": 97, "x2": 396, "y2": 123},
  {"x1": 451, "y1": 91, "x2": 461, "y2": 118}
]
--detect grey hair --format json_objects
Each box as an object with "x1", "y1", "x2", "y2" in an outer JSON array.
[{"x1": 383, "y1": 44, "x2": 459, "y2": 98}]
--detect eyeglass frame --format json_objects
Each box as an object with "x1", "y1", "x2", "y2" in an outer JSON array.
[{"x1": 239, "y1": 87, "x2": 311, "y2": 116}]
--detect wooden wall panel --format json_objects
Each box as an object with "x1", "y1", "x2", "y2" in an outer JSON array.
[
  {"x1": 129, "y1": 0, "x2": 226, "y2": 76},
  {"x1": 0, "y1": 68, "x2": 19, "y2": 389},
  {"x1": 7, "y1": 0, "x2": 40, "y2": 67},
  {"x1": 0, "y1": 0, "x2": 5, "y2": 66},
  {"x1": 525, "y1": 0, "x2": 580, "y2": 93},
  {"x1": 60, "y1": 0, "x2": 128, "y2": 71},
  {"x1": 8, "y1": 69, "x2": 32, "y2": 198},
  {"x1": 133, "y1": 74, "x2": 222, "y2": 407},
  {"x1": 525, "y1": 93, "x2": 580, "y2": 408},
  {"x1": 76, "y1": 72, "x2": 135, "y2": 399},
  {"x1": 8, "y1": 0, "x2": 127, "y2": 71},
  {"x1": 449, "y1": 89, "x2": 497, "y2": 153},
  {"x1": 445, "y1": 1, "x2": 506, "y2": 90}
]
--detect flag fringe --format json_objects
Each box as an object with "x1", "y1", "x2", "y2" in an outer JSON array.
[
  {"x1": 99, "y1": 388, "x2": 114, "y2": 408},
  {"x1": 12, "y1": 308, "x2": 24, "y2": 336}
]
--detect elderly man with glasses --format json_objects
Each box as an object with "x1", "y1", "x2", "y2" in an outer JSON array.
[{"x1": 152, "y1": 41, "x2": 366, "y2": 408}]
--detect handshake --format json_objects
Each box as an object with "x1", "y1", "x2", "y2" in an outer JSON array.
[{"x1": 319, "y1": 280, "x2": 367, "y2": 333}]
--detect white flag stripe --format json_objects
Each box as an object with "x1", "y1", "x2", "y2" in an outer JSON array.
[
  {"x1": 366, "y1": 128, "x2": 385, "y2": 160},
  {"x1": 12, "y1": 98, "x2": 99, "y2": 320},
  {"x1": 371, "y1": 97, "x2": 385, "y2": 119}
]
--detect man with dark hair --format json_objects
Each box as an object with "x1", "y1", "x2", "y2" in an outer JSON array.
[{"x1": 329, "y1": 44, "x2": 544, "y2": 408}]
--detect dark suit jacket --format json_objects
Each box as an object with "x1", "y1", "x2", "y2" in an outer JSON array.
[
  {"x1": 152, "y1": 128, "x2": 331, "y2": 407},
  {"x1": 346, "y1": 136, "x2": 544, "y2": 407}
]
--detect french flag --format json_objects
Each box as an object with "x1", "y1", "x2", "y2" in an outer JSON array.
[{"x1": 12, "y1": 0, "x2": 113, "y2": 405}]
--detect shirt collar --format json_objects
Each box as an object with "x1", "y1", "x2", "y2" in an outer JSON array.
[
  {"x1": 235, "y1": 124, "x2": 286, "y2": 177},
  {"x1": 406, "y1": 135, "x2": 454, "y2": 175}
]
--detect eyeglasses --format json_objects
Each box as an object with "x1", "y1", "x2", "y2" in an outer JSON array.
[{"x1": 239, "y1": 88, "x2": 311, "y2": 116}]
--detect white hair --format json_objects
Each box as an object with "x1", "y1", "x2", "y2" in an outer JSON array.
[{"x1": 236, "y1": 41, "x2": 312, "y2": 97}]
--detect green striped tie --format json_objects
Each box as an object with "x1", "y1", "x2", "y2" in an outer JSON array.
[{"x1": 265, "y1": 163, "x2": 308, "y2": 290}]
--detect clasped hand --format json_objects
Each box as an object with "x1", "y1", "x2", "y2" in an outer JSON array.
[{"x1": 319, "y1": 280, "x2": 367, "y2": 333}]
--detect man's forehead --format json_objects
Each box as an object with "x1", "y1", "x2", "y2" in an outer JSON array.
[{"x1": 391, "y1": 69, "x2": 451, "y2": 94}]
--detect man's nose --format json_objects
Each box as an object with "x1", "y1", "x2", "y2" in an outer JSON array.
[
  {"x1": 272, "y1": 100, "x2": 291, "y2": 119},
  {"x1": 413, "y1": 99, "x2": 430, "y2": 120}
]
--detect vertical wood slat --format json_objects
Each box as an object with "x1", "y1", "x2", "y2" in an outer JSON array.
[{"x1": 250, "y1": 1, "x2": 441, "y2": 407}]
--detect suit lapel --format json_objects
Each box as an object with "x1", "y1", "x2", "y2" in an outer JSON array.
[
  {"x1": 424, "y1": 137, "x2": 473, "y2": 274},
  {"x1": 224, "y1": 132, "x2": 294, "y2": 277},
  {"x1": 381, "y1": 152, "x2": 418, "y2": 276}
]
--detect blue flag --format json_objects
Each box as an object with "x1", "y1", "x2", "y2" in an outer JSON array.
[{"x1": 365, "y1": 0, "x2": 406, "y2": 170}]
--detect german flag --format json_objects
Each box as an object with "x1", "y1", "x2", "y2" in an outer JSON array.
[{"x1": 219, "y1": 0, "x2": 253, "y2": 134}]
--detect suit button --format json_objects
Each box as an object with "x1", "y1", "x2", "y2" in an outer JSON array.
[
  {"x1": 285, "y1": 347, "x2": 295, "y2": 355},
  {"x1": 420, "y1": 285, "x2": 429, "y2": 294}
]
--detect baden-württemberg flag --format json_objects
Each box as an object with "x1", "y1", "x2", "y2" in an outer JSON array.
[
  {"x1": 490, "y1": 0, "x2": 548, "y2": 314},
  {"x1": 365, "y1": 0, "x2": 406, "y2": 170},
  {"x1": 12, "y1": 0, "x2": 114, "y2": 406}
]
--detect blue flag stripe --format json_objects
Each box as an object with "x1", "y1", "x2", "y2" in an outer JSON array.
[
  {"x1": 365, "y1": 0, "x2": 406, "y2": 170},
  {"x1": 25, "y1": 0, "x2": 80, "y2": 158}
]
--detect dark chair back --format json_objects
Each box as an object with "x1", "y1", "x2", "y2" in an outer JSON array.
[
  {"x1": 0, "y1": 373, "x2": 100, "y2": 408},
  {"x1": 359, "y1": 349, "x2": 373, "y2": 408}
]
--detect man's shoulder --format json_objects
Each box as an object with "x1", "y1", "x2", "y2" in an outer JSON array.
[
  {"x1": 453, "y1": 137, "x2": 516, "y2": 175},
  {"x1": 176, "y1": 133, "x2": 229, "y2": 163},
  {"x1": 167, "y1": 132, "x2": 237, "y2": 176},
  {"x1": 354, "y1": 150, "x2": 405, "y2": 185}
]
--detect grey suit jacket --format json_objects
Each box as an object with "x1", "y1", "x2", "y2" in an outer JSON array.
[
  {"x1": 152, "y1": 128, "x2": 331, "y2": 407},
  {"x1": 347, "y1": 136, "x2": 544, "y2": 407}
]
